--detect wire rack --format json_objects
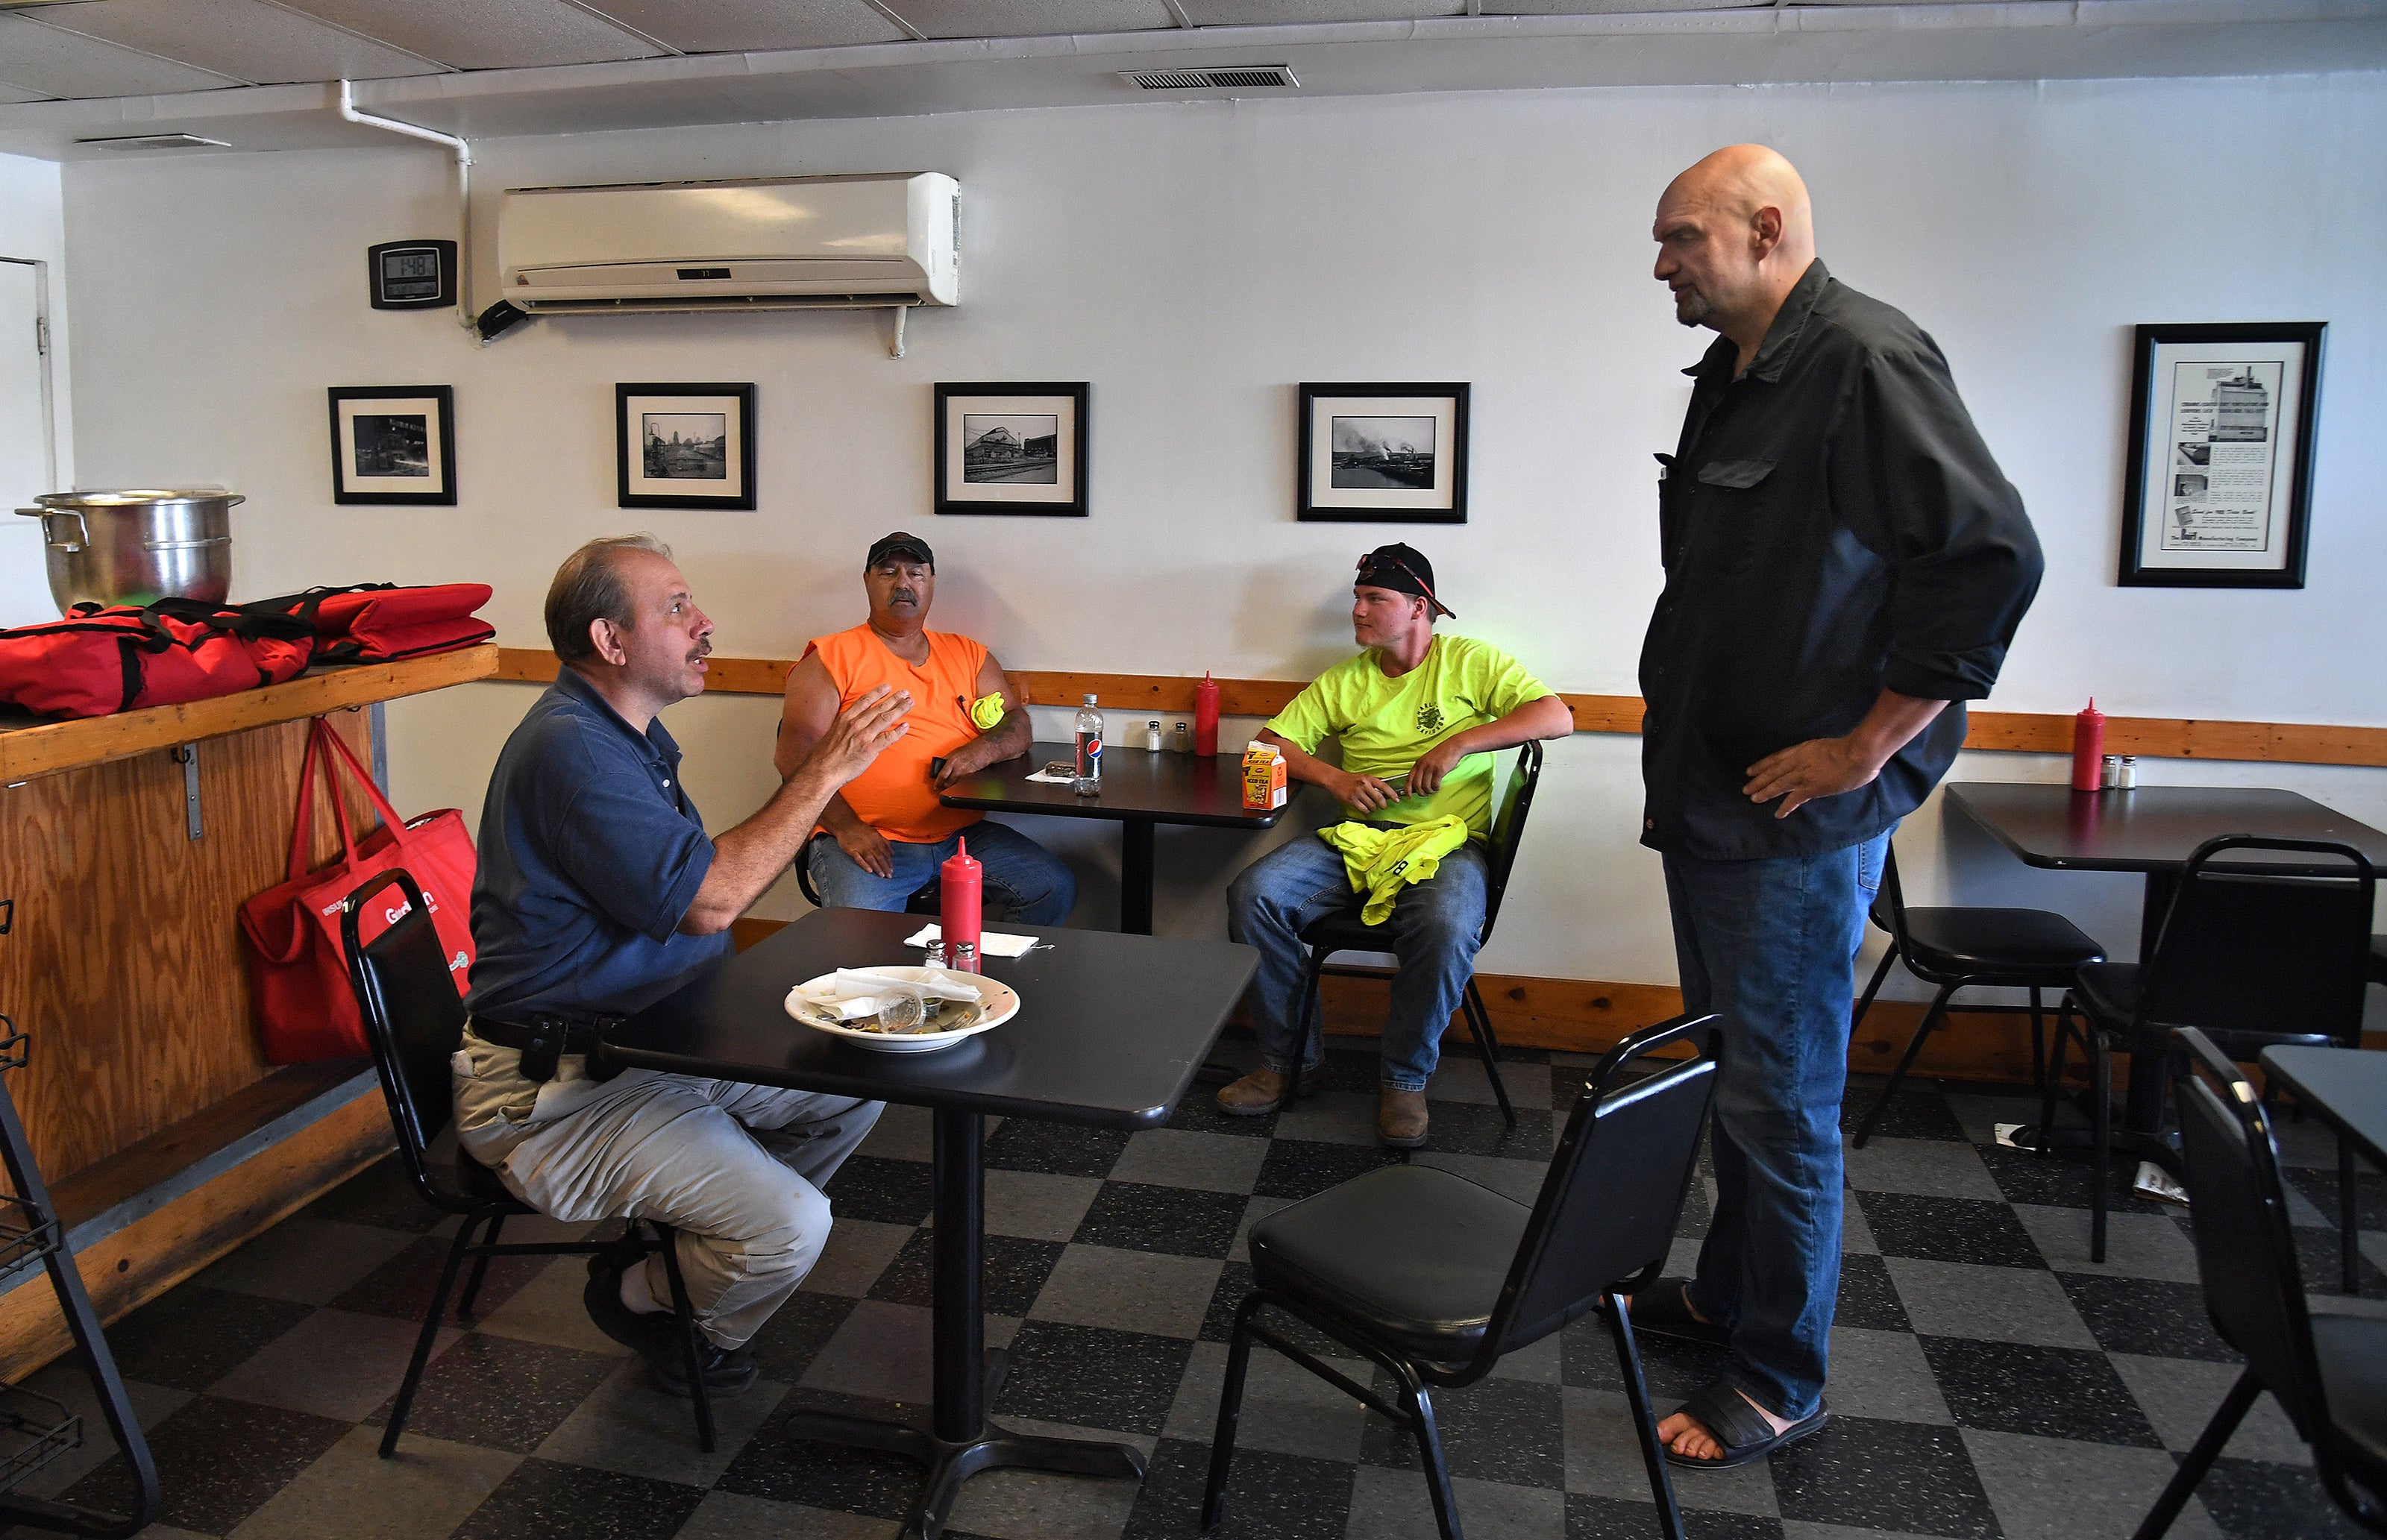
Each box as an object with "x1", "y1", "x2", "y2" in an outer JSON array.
[{"x1": 0, "y1": 1383, "x2": 79, "y2": 1495}]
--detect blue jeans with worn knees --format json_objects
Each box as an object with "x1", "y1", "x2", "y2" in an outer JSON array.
[
  {"x1": 1226, "y1": 834, "x2": 1489, "y2": 1092},
  {"x1": 1663, "y1": 832, "x2": 1886, "y2": 1425},
  {"x1": 806, "y1": 821, "x2": 1076, "y2": 927}
]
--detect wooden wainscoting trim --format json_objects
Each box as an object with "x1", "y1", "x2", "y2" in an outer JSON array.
[
  {"x1": 489, "y1": 650, "x2": 2387, "y2": 768},
  {"x1": 0, "y1": 1089, "x2": 392, "y2": 1380}
]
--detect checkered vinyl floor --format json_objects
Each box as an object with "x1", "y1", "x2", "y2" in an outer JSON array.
[{"x1": 9, "y1": 1035, "x2": 2380, "y2": 1540}]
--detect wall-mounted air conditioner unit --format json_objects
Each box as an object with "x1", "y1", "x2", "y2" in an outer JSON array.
[{"x1": 493, "y1": 172, "x2": 958, "y2": 354}]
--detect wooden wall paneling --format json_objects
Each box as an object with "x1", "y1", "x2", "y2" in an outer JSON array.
[{"x1": 0, "y1": 711, "x2": 383, "y2": 1184}]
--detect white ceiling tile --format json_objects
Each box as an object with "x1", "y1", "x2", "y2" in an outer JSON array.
[
  {"x1": 577, "y1": 0, "x2": 906, "y2": 53},
  {"x1": 0, "y1": 78, "x2": 55, "y2": 103},
  {"x1": 1176, "y1": 0, "x2": 1462, "y2": 23},
  {"x1": 879, "y1": 0, "x2": 1176, "y2": 40},
  {"x1": 0, "y1": 13, "x2": 244, "y2": 95},
  {"x1": 28, "y1": 0, "x2": 446, "y2": 84},
  {"x1": 271, "y1": 0, "x2": 665, "y2": 71}
]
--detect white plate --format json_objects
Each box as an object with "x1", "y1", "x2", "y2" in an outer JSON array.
[{"x1": 784, "y1": 967, "x2": 1019, "y2": 1054}]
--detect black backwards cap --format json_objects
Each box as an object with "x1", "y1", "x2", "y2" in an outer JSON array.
[
  {"x1": 1355, "y1": 542, "x2": 1455, "y2": 619},
  {"x1": 867, "y1": 531, "x2": 935, "y2": 571}
]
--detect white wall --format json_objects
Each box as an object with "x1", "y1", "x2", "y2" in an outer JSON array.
[
  {"x1": 0, "y1": 149, "x2": 71, "y2": 624},
  {"x1": 53, "y1": 72, "x2": 2387, "y2": 997}
]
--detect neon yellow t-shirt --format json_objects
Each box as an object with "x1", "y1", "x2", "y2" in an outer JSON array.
[{"x1": 1266, "y1": 634, "x2": 1553, "y2": 839}]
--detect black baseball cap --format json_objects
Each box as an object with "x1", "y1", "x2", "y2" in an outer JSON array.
[
  {"x1": 867, "y1": 532, "x2": 935, "y2": 571},
  {"x1": 1355, "y1": 542, "x2": 1455, "y2": 619}
]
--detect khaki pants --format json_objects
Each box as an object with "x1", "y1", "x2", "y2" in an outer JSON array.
[{"x1": 453, "y1": 1032, "x2": 880, "y2": 1348}]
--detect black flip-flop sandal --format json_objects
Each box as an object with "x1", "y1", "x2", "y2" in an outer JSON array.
[
  {"x1": 1622, "y1": 1278, "x2": 1730, "y2": 1349},
  {"x1": 1663, "y1": 1382, "x2": 1829, "y2": 1470}
]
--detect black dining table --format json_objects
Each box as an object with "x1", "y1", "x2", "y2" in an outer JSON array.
[
  {"x1": 1946, "y1": 782, "x2": 2387, "y2": 1148},
  {"x1": 2261, "y1": 1046, "x2": 2387, "y2": 1171},
  {"x1": 603, "y1": 906, "x2": 1259, "y2": 1540},
  {"x1": 939, "y1": 741, "x2": 1324, "y2": 934}
]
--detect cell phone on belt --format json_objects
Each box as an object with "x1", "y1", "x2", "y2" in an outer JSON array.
[{"x1": 929, "y1": 756, "x2": 948, "y2": 781}]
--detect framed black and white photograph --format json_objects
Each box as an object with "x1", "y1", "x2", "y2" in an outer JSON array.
[
  {"x1": 1297, "y1": 383, "x2": 1469, "y2": 524},
  {"x1": 2119, "y1": 323, "x2": 2323, "y2": 588},
  {"x1": 935, "y1": 383, "x2": 1088, "y2": 518},
  {"x1": 328, "y1": 386, "x2": 455, "y2": 506},
  {"x1": 617, "y1": 383, "x2": 756, "y2": 510}
]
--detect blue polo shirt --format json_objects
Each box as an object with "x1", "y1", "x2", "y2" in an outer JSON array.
[{"x1": 465, "y1": 667, "x2": 733, "y2": 1020}]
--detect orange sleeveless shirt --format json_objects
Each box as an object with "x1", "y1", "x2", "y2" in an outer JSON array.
[{"x1": 803, "y1": 625, "x2": 989, "y2": 844}]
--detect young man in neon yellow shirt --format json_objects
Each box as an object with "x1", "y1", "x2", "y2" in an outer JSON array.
[{"x1": 1221, "y1": 544, "x2": 1573, "y2": 1145}]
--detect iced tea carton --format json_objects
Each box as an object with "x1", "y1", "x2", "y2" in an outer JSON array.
[{"x1": 1241, "y1": 741, "x2": 1287, "y2": 812}]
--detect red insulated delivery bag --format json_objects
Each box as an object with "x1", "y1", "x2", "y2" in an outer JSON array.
[
  {"x1": 0, "y1": 600, "x2": 316, "y2": 718},
  {"x1": 254, "y1": 583, "x2": 495, "y2": 664},
  {"x1": 239, "y1": 717, "x2": 477, "y2": 1063}
]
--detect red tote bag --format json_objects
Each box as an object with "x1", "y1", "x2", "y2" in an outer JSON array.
[{"x1": 239, "y1": 717, "x2": 478, "y2": 1063}]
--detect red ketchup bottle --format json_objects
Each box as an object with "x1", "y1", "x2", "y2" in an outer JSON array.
[
  {"x1": 939, "y1": 837, "x2": 982, "y2": 971},
  {"x1": 2069, "y1": 699, "x2": 2105, "y2": 793},
  {"x1": 1193, "y1": 671, "x2": 1220, "y2": 758}
]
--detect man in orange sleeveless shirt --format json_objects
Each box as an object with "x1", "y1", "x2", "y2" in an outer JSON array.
[{"x1": 776, "y1": 532, "x2": 1076, "y2": 924}]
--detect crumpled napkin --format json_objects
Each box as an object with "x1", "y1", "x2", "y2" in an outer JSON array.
[{"x1": 795, "y1": 968, "x2": 984, "y2": 1022}]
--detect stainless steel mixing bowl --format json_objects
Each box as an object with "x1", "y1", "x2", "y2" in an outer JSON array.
[{"x1": 13, "y1": 489, "x2": 239, "y2": 612}]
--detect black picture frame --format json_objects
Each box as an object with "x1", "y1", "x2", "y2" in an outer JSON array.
[
  {"x1": 2118, "y1": 323, "x2": 2323, "y2": 588},
  {"x1": 934, "y1": 383, "x2": 1089, "y2": 518},
  {"x1": 1296, "y1": 382, "x2": 1469, "y2": 524},
  {"x1": 617, "y1": 383, "x2": 756, "y2": 511},
  {"x1": 328, "y1": 386, "x2": 456, "y2": 506}
]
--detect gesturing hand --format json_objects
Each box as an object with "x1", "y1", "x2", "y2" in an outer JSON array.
[
  {"x1": 1743, "y1": 735, "x2": 1881, "y2": 820},
  {"x1": 806, "y1": 685, "x2": 912, "y2": 787}
]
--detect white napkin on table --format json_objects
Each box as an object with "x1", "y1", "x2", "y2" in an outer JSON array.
[
  {"x1": 1023, "y1": 767, "x2": 1076, "y2": 785},
  {"x1": 904, "y1": 925, "x2": 1040, "y2": 958},
  {"x1": 794, "y1": 967, "x2": 984, "y2": 1021}
]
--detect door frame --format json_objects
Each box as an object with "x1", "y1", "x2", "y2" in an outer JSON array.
[{"x1": 0, "y1": 257, "x2": 60, "y2": 492}]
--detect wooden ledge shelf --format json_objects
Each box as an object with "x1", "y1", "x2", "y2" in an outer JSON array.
[
  {"x1": 489, "y1": 647, "x2": 2387, "y2": 770},
  {"x1": 0, "y1": 644, "x2": 499, "y2": 783}
]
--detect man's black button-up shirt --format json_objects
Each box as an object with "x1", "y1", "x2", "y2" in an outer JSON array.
[{"x1": 1639, "y1": 260, "x2": 2044, "y2": 861}]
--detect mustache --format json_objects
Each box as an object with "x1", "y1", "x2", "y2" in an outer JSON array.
[
  {"x1": 687, "y1": 640, "x2": 713, "y2": 661},
  {"x1": 888, "y1": 591, "x2": 920, "y2": 605}
]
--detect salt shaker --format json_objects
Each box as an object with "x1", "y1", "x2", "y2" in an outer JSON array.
[
  {"x1": 2116, "y1": 755, "x2": 2138, "y2": 789},
  {"x1": 1145, "y1": 720, "x2": 1162, "y2": 752}
]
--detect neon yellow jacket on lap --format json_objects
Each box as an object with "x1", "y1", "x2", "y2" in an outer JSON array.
[{"x1": 1318, "y1": 816, "x2": 1472, "y2": 926}]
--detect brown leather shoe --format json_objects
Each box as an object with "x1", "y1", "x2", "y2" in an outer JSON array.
[
  {"x1": 1217, "y1": 1067, "x2": 1286, "y2": 1116},
  {"x1": 1378, "y1": 1087, "x2": 1429, "y2": 1148}
]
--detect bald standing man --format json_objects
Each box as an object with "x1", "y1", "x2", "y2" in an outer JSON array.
[{"x1": 1625, "y1": 147, "x2": 2043, "y2": 1467}]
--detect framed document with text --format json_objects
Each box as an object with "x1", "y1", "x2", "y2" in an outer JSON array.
[{"x1": 2119, "y1": 323, "x2": 2323, "y2": 588}]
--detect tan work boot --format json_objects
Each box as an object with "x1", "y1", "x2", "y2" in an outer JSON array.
[
  {"x1": 1378, "y1": 1087, "x2": 1429, "y2": 1148},
  {"x1": 1217, "y1": 1067, "x2": 1287, "y2": 1116}
]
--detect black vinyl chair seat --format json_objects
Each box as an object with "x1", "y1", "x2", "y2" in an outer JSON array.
[
  {"x1": 2314, "y1": 1313, "x2": 2387, "y2": 1476},
  {"x1": 1204, "y1": 1015, "x2": 1720, "y2": 1540},
  {"x1": 1898, "y1": 907, "x2": 2105, "y2": 978},
  {"x1": 1249, "y1": 1164, "x2": 1530, "y2": 1363},
  {"x1": 1849, "y1": 849, "x2": 2106, "y2": 1148},
  {"x1": 1296, "y1": 908, "x2": 1411, "y2": 957}
]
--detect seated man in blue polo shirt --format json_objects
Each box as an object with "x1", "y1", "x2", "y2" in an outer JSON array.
[{"x1": 455, "y1": 534, "x2": 912, "y2": 1395}]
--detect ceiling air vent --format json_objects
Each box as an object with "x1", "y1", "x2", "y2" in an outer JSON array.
[
  {"x1": 75, "y1": 133, "x2": 228, "y2": 151},
  {"x1": 1123, "y1": 65, "x2": 1299, "y2": 91}
]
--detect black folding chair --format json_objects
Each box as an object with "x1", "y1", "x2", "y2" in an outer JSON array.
[
  {"x1": 2370, "y1": 934, "x2": 2386, "y2": 987},
  {"x1": 2044, "y1": 835, "x2": 2376, "y2": 1268},
  {"x1": 1203, "y1": 1013, "x2": 1719, "y2": 1540},
  {"x1": 796, "y1": 833, "x2": 941, "y2": 915},
  {"x1": 2133, "y1": 1027, "x2": 2387, "y2": 1539},
  {"x1": 339, "y1": 867, "x2": 718, "y2": 1456},
  {"x1": 1849, "y1": 845, "x2": 2104, "y2": 1146},
  {"x1": 1284, "y1": 740, "x2": 1545, "y2": 1128}
]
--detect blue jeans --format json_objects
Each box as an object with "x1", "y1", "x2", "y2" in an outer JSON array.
[
  {"x1": 806, "y1": 822, "x2": 1076, "y2": 927},
  {"x1": 1663, "y1": 832, "x2": 1887, "y2": 1424},
  {"x1": 1226, "y1": 834, "x2": 1488, "y2": 1092}
]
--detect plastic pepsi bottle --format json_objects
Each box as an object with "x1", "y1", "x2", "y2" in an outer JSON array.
[{"x1": 1073, "y1": 694, "x2": 1102, "y2": 796}]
